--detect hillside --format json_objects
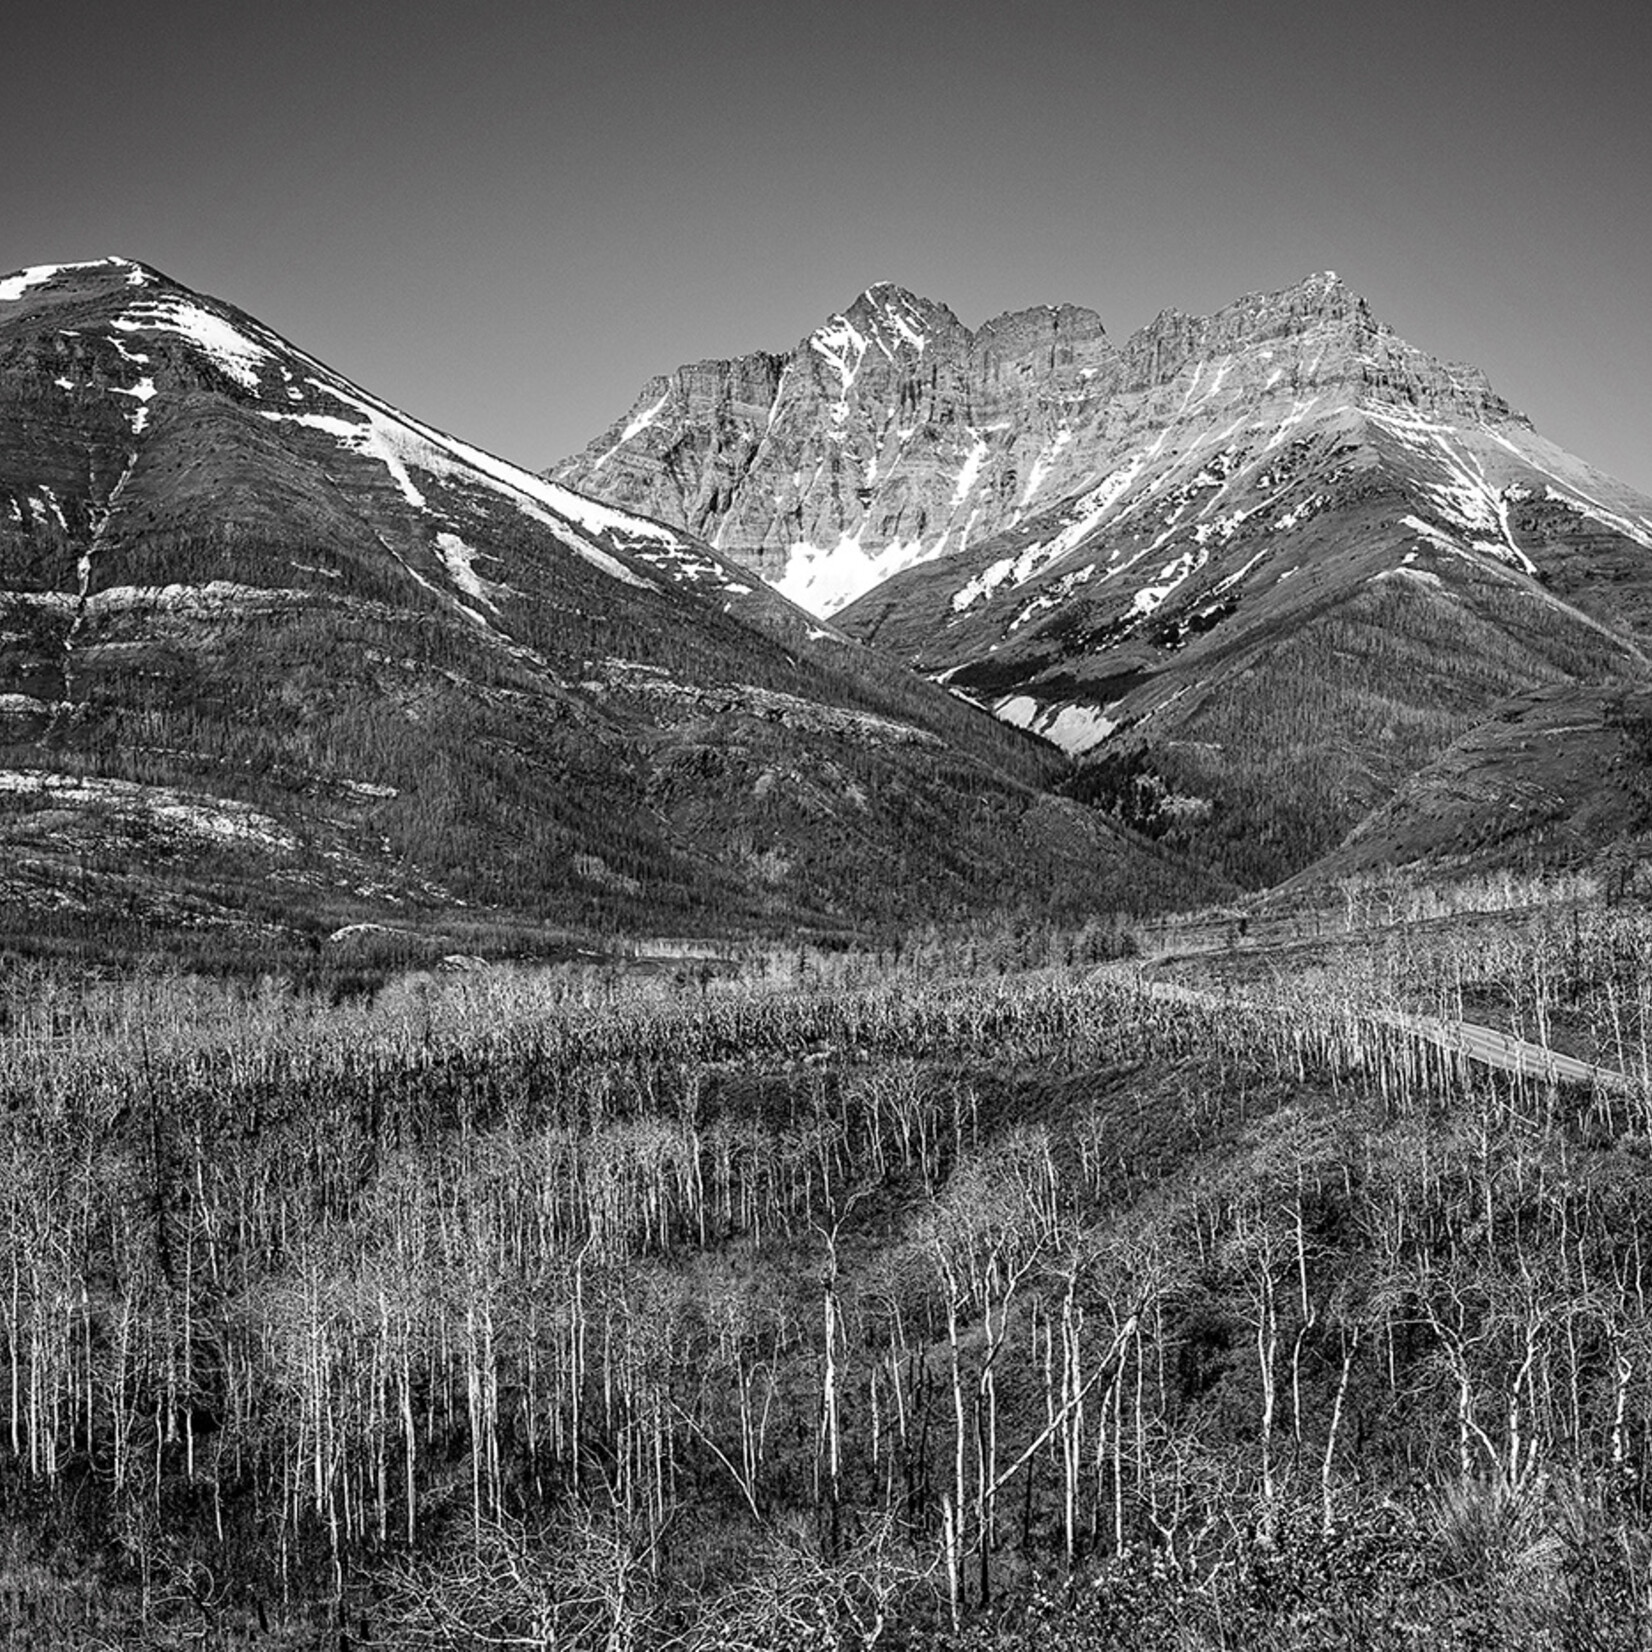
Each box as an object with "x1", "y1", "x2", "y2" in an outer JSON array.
[
  {"x1": 0, "y1": 258, "x2": 1211, "y2": 965},
  {"x1": 1280, "y1": 682, "x2": 1652, "y2": 892}
]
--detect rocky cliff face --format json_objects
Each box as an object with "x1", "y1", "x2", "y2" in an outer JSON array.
[
  {"x1": 548, "y1": 273, "x2": 1547, "y2": 619},
  {"x1": 550, "y1": 282, "x2": 1116, "y2": 613}
]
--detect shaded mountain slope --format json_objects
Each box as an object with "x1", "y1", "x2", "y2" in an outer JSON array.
[{"x1": 1278, "y1": 682, "x2": 1652, "y2": 891}]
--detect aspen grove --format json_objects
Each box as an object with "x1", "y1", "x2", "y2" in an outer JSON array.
[{"x1": 2, "y1": 900, "x2": 1652, "y2": 1648}]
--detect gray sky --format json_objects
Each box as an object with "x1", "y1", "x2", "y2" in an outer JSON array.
[{"x1": 7, "y1": 0, "x2": 1649, "y2": 492}]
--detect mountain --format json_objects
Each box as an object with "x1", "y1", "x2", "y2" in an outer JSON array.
[
  {"x1": 550, "y1": 282, "x2": 1114, "y2": 615},
  {"x1": 555, "y1": 274, "x2": 1652, "y2": 888},
  {"x1": 0, "y1": 257, "x2": 1207, "y2": 965}
]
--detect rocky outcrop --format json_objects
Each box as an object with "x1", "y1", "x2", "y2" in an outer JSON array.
[{"x1": 548, "y1": 272, "x2": 1534, "y2": 617}]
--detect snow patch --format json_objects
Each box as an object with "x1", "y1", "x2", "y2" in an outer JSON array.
[
  {"x1": 1212, "y1": 547, "x2": 1270, "y2": 595},
  {"x1": 593, "y1": 388, "x2": 673, "y2": 469},
  {"x1": 994, "y1": 695, "x2": 1039, "y2": 730},
  {"x1": 110, "y1": 376, "x2": 157, "y2": 435},
  {"x1": 868, "y1": 286, "x2": 929, "y2": 352},
  {"x1": 0, "y1": 260, "x2": 138, "y2": 301},
  {"x1": 1042, "y1": 451, "x2": 1150, "y2": 555},
  {"x1": 624, "y1": 537, "x2": 751, "y2": 594},
  {"x1": 773, "y1": 529, "x2": 931, "y2": 617},
  {"x1": 113, "y1": 297, "x2": 271, "y2": 390},
  {"x1": 30, "y1": 487, "x2": 68, "y2": 532},
  {"x1": 887, "y1": 309, "x2": 925, "y2": 350},
  {"x1": 264, "y1": 407, "x2": 428, "y2": 509},
  {"x1": 1131, "y1": 546, "x2": 1208, "y2": 616},
  {"x1": 1038, "y1": 704, "x2": 1120, "y2": 754},
  {"x1": 1270, "y1": 497, "x2": 1321, "y2": 533},
  {"x1": 1263, "y1": 395, "x2": 1322, "y2": 451},
  {"x1": 811, "y1": 315, "x2": 869, "y2": 394},
  {"x1": 990, "y1": 695, "x2": 1119, "y2": 754},
  {"x1": 1366, "y1": 401, "x2": 1537, "y2": 572},
  {"x1": 434, "y1": 531, "x2": 496, "y2": 609},
  {"x1": 621, "y1": 388, "x2": 671, "y2": 443},
  {"x1": 263, "y1": 379, "x2": 665, "y2": 590},
  {"x1": 1194, "y1": 510, "x2": 1247, "y2": 546},
  {"x1": 1019, "y1": 427, "x2": 1073, "y2": 507},
  {"x1": 953, "y1": 452, "x2": 1155, "y2": 617},
  {"x1": 952, "y1": 428, "x2": 990, "y2": 505}
]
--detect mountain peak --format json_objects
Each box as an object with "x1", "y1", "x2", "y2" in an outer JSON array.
[
  {"x1": 1112, "y1": 270, "x2": 1441, "y2": 404},
  {"x1": 553, "y1": 265, "x2": 1560, "y2": 617},
  {"x1": 1271, "y1": 266, "x2": 1366, "y2": 312},
  {"x1": 1143, "y1": 269, "x2": 1374, "y2": 344},
  {"x1": 0, "y1": 255, "x2": 168, "y2": 303},
  {"x1": 819, "y1": 284, "x2": 960, "y2": 357},
  {"x1": 2, "y1": 254, "x2": 1184, "y2": 948}
]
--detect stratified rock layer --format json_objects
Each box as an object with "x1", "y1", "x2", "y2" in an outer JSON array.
[{"x1": 550, "y1": 283, "x2": 1116, "y2": 613}]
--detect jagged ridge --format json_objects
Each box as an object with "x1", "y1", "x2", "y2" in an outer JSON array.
[{"x1": 547, "y1": 271, "x2": 1561, "y2": 618}]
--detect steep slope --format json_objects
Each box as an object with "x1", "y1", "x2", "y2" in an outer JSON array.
[
  {"x1": 1278, "y1": 682, "x2": 1652, "y2": 891},
  {"x1": 0, "y1": 258, "x2": 1208, "y2": 961}
]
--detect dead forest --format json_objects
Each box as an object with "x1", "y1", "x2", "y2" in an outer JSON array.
[{"x1": 3, "y1": 894, "x2": 1652, "y2": 1649}]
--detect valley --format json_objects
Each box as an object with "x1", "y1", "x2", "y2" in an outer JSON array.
[{"x1": 2, "y1": 254, "x2": 1650, "y2": 1650}]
